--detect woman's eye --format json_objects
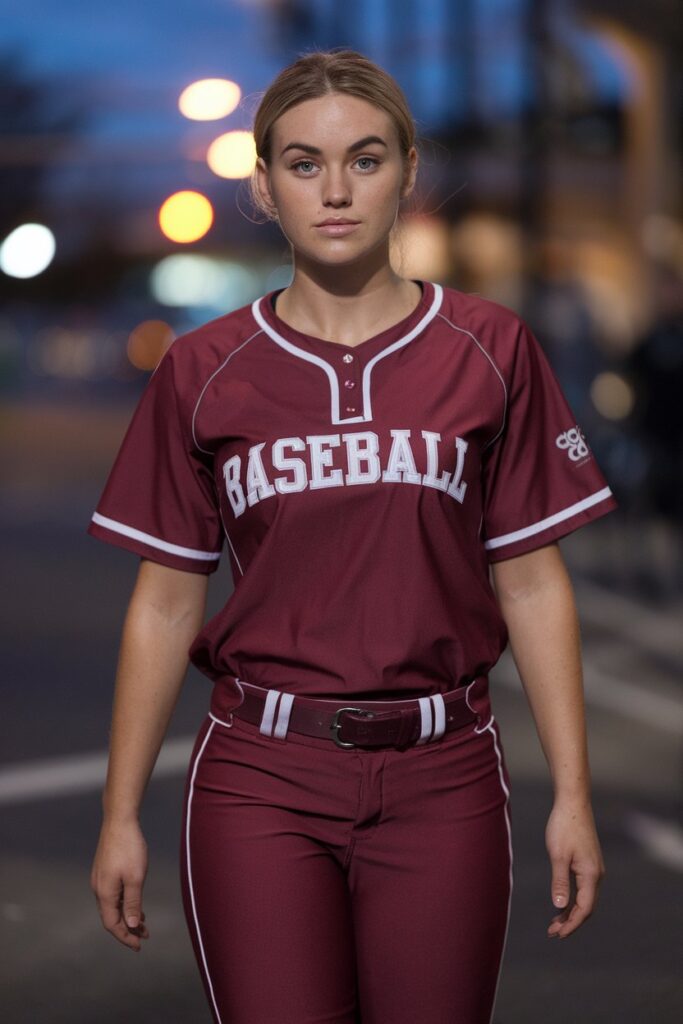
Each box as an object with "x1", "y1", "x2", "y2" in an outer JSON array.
[
  {"x1": 291, "y1": 156, "x2": 379, "y2": 174},
  {"x1": 292, "y1": 160, "x2": 316, "y2": 173}
]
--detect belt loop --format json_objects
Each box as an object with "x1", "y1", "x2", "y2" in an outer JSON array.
[
  {"x1": 259, "y1": 690, "x2": 280, "y2": 735},
  {"x1": 260, "y1": 689, "x2": 295, "y2": 739},
  {"x1": 273, "y1": 692, "x2": 295, "y2": 739},
  {"x1": 465, "y1": 676, "x2": 485, "y2": 730},
  {"x1": 415, "y1": 693, "x2": 446, "y2": 744}
]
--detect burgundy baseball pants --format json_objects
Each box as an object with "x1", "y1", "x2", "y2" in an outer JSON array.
[{"x1": 179, "y1": 679, "x2": 513, "y2": 1024}]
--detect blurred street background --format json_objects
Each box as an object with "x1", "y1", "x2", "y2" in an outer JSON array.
[{"x1": 1, "y1": 1, "x2": 681, "y2": 1021}]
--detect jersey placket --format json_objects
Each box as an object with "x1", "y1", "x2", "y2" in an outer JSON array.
[{"x1": 339, "y1": 348, "x2": 362, "y2": 419}]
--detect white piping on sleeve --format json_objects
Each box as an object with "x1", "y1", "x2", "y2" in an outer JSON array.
[
  {"x1": 484, "y1": 487, "x2": 613, "y2": 551},
  {"x1": 90, "y1": 512, "x2": 222, "y2": 561}
]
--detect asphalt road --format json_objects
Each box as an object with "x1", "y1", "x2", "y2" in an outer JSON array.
[{"x1": 1, "y1": 400, "x2": 681, "y2": 1023}]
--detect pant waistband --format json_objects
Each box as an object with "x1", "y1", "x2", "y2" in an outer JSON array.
[{"x1": 210, "y1": 676, "x2": 489, "y2": 750}]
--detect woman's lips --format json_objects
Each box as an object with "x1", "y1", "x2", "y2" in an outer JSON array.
[{"x1": 315, "y1": 222, "x2": 360, "y2": 236}]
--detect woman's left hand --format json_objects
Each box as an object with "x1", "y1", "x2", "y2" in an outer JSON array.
[{"x1": 544, "y1": 797, "x2": 605, "y2": 939}]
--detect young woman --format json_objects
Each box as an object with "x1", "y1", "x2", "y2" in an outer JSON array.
[{"x1": 88, "y1": 48, "x2": 616, "y2": 1024}]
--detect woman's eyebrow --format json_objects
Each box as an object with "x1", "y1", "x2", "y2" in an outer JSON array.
[{"x1": 280, "y1": 135, "x2": 388, "y2": 157}]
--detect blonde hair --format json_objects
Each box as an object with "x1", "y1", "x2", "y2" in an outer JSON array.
[{"x1": 249, "y1": 47, "x2": 418, "y2": 222}]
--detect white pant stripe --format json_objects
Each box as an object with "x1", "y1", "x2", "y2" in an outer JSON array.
[
  {"x1": 273, "y1": 692, "x2": 295, "y2": 738},
  {"x1": 260, "y1": 689, "x2": 281, "y2": 735}
]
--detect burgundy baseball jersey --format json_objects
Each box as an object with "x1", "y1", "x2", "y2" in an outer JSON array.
[{"x1": 87, "y1": 279, "x2": 617, "y2": 698}]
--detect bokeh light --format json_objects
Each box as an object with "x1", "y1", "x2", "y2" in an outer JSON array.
[
  {"x1": 590, "y1": 371, "x2": 636, "y2": 421},
  {"x1": 158, "y1": 191, "x2": 214, "y2": 243},
  {"x1": 150, "y1": 254, "x2": 259, "y2": 309},
  {"x1": 573, "y1": 235, "x2": 646, "y2": 349},
  {"x1": 451, "y1": 214, "x2": 523, "y2": 278},
  {"x1": 206, "y1": 130, "x2": 257, "y2": 179},
  {"x1": 178, "y1": 78, "x2": 241, "y2": 121},
  {"x1": 390, "y1": 215, "x2": 451, "y2": 280},
  {"x1": 26, "y1": 327, "x2": 124, "y2": 380},
  {"x1": 641, "y1": 213, "x2": 683, "y2": 269},
  {"x1": 0, "y1": 223, "x2": 56, "y2": 279},
  {"x1": 127, "y1": 320, "x2": 176, "y2": 370}
]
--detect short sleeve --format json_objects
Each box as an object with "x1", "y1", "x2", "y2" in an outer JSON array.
[
  {"x1": 481, "y1": 320, "x2": 617, "y2": 562},
  {"x1": 86, "y1": 344, "x2": 224, "y2": 574}
]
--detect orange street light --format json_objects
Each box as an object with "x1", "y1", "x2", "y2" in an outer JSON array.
[
  {"x1": 158, "y1": 190, "x2": 214, "y2": 243},
  {"x1": 179, "y1": 78, "x2": 241, "y2": 121}
]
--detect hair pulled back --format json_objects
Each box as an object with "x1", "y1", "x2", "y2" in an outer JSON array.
[{"x1": 249, "y1": 48, "x2": 417, "y2": 221}]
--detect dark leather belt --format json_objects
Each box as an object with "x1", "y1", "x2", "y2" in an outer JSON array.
[{"x1": 211, "y1": 676, "x2": 485, "y2": 750}]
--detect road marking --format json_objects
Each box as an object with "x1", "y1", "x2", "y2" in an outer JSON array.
[
  {"x1": 625, "y1": 811, "x2": 683, "y2": 873},
  {"x1": 1, "y1": 664, "x2": 681, "y2": 805},
  {"x1": 496, "y1": 661, "x2": 683, "y2": 738},
  {"x1": 583, "y1": 662, "x2": 683, "y2": 737},
  {"x1": 0, "y1": 737, "x2": 192, "y2": 806},
  {"x1": 574, "y1": 580, "x2": 683, "y2": 668}
]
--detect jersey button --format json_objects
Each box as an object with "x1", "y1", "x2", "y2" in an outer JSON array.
[
  {"x1": 344, "y1": 379, "x2": 356, "y2": 389},
  {"x1": 345, "y1": 405, "x2": 356, "y2": 413},
  {"x1": 343, "y1": 352, "x2": 354, "y2": 363}
]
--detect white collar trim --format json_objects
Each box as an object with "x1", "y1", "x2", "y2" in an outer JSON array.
[{"x1": 250, "y1": 283, "x2": 443, "y2": 424}]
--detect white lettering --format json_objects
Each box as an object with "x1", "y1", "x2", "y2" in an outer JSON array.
[
  {"x1": 421, "y1": 430, "x2": 451, "y2": 492},
  {"x1": 556, "y1": 426, "x2": 589, "y2": 462},
  {"x1": 222, "y1": 454, "x2": 245, "y2": 516},
  {"x1": 308, "y1": 434, "x2": 343, "y2": 489},
  {"x1": 382, "y1": 429, "x2": 422, "y2": 484},
  {"x1": 245, "y1": 442, "x2": 276, "y2": 506},
  {"x1": 446, "y1": 436, "x2": 468, "y2": 503},
  {"x1": 222, "y1": 428, "x2": 471, "y2": 518},
  {"x1": 342, "y1": 431, "x2": 381, "y2": 485},
  {"x1": 272, "y1": 437, "x2": 307, "y2": 493}
]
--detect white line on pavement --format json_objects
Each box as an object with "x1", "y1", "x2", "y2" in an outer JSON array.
[
  {"x1": 496, "y1": 660, "x2": 683, "y2": 738},
  {"x1": 624, "y1": 812, "x2": 683, "y2": 873},
  {"x1": 574, "y1": 580, "x2": 683, "y2": 667},
  {"x1": 0, "y1": 737, "x2": 193, "y2": 806}
]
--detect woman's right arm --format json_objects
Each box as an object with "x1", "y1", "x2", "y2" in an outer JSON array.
[{"x1": 90, "y1": 558, "x2": 210, "y2": 951}]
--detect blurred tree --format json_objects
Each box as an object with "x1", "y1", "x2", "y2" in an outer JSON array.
[
  {"x1": 264, "y1": 0, "x2": 318, "y2": 52},
  {"x1": 0, "y1": 47, "x2": 139, "y2": 304},
  {"x1": 0, "y1": 47, "x2": 88, "y2": 240}
]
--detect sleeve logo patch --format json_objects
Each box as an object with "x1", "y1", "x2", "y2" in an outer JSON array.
[{"x1": 555, "y1": 425, "x2": 590, "y2": 461}]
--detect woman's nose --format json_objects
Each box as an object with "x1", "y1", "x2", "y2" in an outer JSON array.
[{"x1": 321, "y1": 169, "x2": 352, "y2": 207}]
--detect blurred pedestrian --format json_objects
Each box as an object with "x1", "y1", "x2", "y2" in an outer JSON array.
[{"x1": 627, "y1": 261, "x2": 683, "y2": 595}]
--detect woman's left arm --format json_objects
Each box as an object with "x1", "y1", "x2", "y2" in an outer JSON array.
[{"x1": 490, "y1": 541, "x2": 606, "y2": 939}]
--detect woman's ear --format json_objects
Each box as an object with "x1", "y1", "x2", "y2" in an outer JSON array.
[
  {"x1": 254, "y1": 157, "x2": 278, "y2": 218},
  {"x1": 401, "y1": 147, "x2": 418, "y2": 199}
]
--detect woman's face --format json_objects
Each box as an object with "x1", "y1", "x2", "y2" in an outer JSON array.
[{"x1": 256, "y1": 92, "x2": 416, "y2": 269}]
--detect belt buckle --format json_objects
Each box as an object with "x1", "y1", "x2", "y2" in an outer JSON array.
[{"x1": 330, "y1": 707, "x2": 376, "y2": 748}]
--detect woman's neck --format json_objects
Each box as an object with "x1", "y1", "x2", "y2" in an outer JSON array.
[{"x1": 273, "y1": 272, "x2": 423, "y2": 347}]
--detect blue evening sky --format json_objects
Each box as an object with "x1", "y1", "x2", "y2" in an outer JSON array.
[{"x1": 1, "y1": 0, "x2": 624, "y2": 206}]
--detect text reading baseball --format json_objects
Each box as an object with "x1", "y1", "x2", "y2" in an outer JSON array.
[{"x1": 222, "y1": 429, "x2": 470, "y2": 518}]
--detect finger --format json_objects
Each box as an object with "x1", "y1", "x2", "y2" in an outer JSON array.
[
  {"x1": 131, "y1": 910, "x2": 150, "y2": 937},
  {"x1": 122, "y1": 879, "x2": 144, "y2": 930},
  {"x1": 550, "y1": 856, "x2": 571, "y2": 911},
  {"x1": 94, "y1": 879, "x2": 146, "y2": 950},
  {"x1": 127, "y1": 912, "x2": 150, "y2": 940},
  {"x1": 547, "y1": 904, "x2": 571, "y2": 937},
  {"x1": 549, "y1": 870, "x2": 600, "y2": 938},
  {"x1": 99, "y1": 899, "x2": 144, "y2": 949},
  {"x1": 94, "y1": 877, "x2": 125, "y2": 932}
]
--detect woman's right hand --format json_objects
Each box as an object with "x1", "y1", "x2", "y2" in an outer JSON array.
[{"x1": 90, "y1": 818, "x2": 150, "y2": 951}]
